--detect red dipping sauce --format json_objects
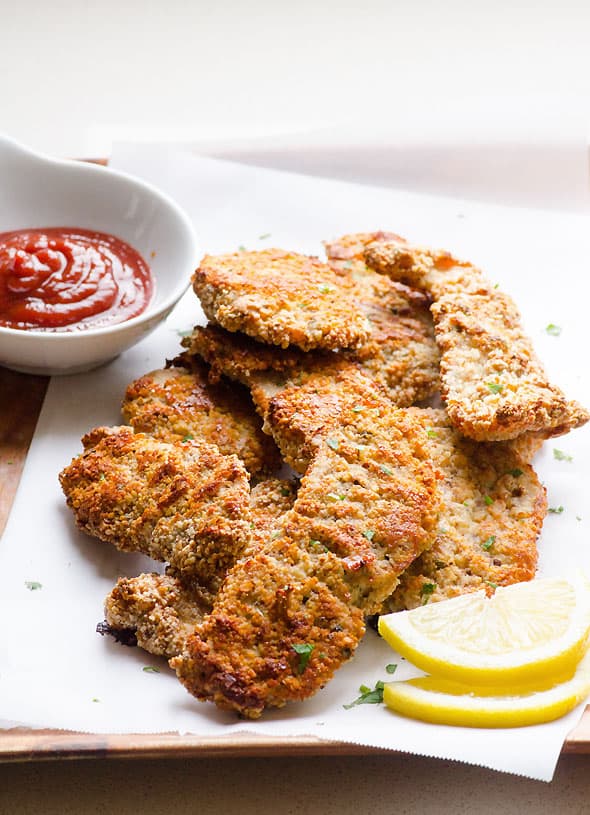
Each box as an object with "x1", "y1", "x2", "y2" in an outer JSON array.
[{"x1": 0, "y1": 228, "x2": 154, "y2": 331}]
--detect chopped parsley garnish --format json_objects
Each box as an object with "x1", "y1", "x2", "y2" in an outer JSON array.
[
  {"x1": 326, "y1": 438, "x2": 340, "y2": 451},
  {"x1": 509, "y1": 468, "x2": 523, "y2": 478},
  {"x1": 292, "y1": 643, "x2": 315, "y2": 674},
  {"x1": 482, "y1": 535, "x2": 496, "y2": 551},
  {"x1": 98, "y1": 473, "x2": 106, "y2": 482},
  {"x1": 362, "y1": 529, "x2": 375, "y2": 541},
  {"x1": 280, "y1": 486, "x2": 292, "y2": 497},
  {"x1": 238, "y1": 244, "x2": 247, "y2": 252},
  {"x1": 426, "y1": 428, "x2": 438, "y2": 438},
  {"x1": 545, "y1": 324, "x2": 562, "y2": 336},
  {"x1": 176, "y1": 329, "x2": 193, "y2": 338},
  {"x1": 548, "y1": 506, "x2": 564, "y2": 514},
  {"x1": 576, "y1": 516, "x2": 582, "y2": 522},
  {"x1": 318, "y1": 283, "x2": 334, "y2": 294},
  {"x1": 553, "y1": 448, "x2": 573, "y2": 462},
  {"x1": 258, "y1": 233, "x2": 271, "y2": 240},
  {"x1": 25, "y1": 581, "x2": 42, "y2": 591},
  {"x1": 182, "y1": 433, "x2": 194, "y2": 442},
  {"x1": 485, "y1": 580, "x2": 498, "y2": 589},
  {"x1": 380, "y1": 464, "x2": 394, "y2": 476},
  {"x1": 326, "y1": 492, "x2": 345, "y2": 502},
  {"x1": 352, "y1": 405, "x2": 363, "y2": 413},
  {"x1": 142, "y1": 666, "x2": 160, "y2": 674},
  {"x1": 385, "y1": 663, "x2": 397, "y2": 675},
  {"x1": 484, "y1": 495, "x2": 494, "y2": 506},
  {"x1": 343, "y1": 681, "x2": 385, "y2": 709},
  {"x1": 420, "y1": 583, "x2": 436, "y2": 604},
  {"x1": 486, "y1": 382, "x2": 503, "y2": 394},
  {"x1": 92, "y1": 698, "x2": 100, "y2": 703}
]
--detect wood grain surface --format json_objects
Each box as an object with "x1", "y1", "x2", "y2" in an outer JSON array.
[{"x1": 1, "y1": 357, "x2": 589, "y2": 761}]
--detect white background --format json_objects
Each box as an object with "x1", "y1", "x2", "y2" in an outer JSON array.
[{"x1": 1, "y1": 0, "x2": 590, "y2": 810}]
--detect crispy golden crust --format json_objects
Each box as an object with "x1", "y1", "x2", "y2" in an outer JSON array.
[
  {"x1": 365, "y1": 240, "x2": 589, "y2": 441},
  {"x1": 171, "y1": 400, "x2": 440, "y2": 717},
  {"x1": 183, "y1": 261, "x2": 440, "y2": 426},
  {"x1": 121, "y1": 362, "x2": 280, "y2": 477},
  {"x1": 105, "y1": 573, "x2": 215, "y2": 658},
  {"x1": 186, "y1": 233, "x2": 441, "y2": 409},
  {"x1": 192, "y1": 249, "x2": 371, "y2": 351},
  {"x1": 433, "y1": 291, "x2": 590, "y2": 441},
  {"x1": 59, "y1": 426, "x2": 251, "y2": 591},
  {"x1": 264, "y1": 360, "x2": 378, "y2": 472},
  {"x1": 383, "y1": 408, "x2": 546, "y2": 611},
  {"x1": 180, "y1": 325, "x2": 313, "y2": 418},
  {"x1": 343, "y1": 271, "x2": 439, "y2": 406},
  {"x1": 324, "y1": 231, "x2": 408, "y2": 280},
  {"x1": 249, "y1": 477, "x2": 299, "y2": 541},
  {"x1": 103, "y1": 478, "x2": 298, "y2": 658}
]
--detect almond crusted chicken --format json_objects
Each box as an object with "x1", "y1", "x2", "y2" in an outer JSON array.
[
  {"x1": 104, "y1": 478, "x2": 298, "y2": 658},
  {"x1": 58, "y1": 230, "x2": 588, "y2": 720},
  {"x1": 365, "y1": 238, "x2": 589, "y2": 441},
  {"x1": 172, "y1": 398, "x2": 440, "y2": 717},
  {"x1": 122, "y1": 360, "x2": 280, "y2": 478},
  {"x1": 59, "y1": 426, "x2": 251, "y2": 592},
  {"x1": 384, "y1": 408, "x2": 546, "y2": 611},
  {"x1": 193, "y1": 249, "x2": 371, "y2": 351}
]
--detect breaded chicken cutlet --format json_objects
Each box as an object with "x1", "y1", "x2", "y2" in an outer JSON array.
[
  {"x1": 183, "y1": 264, "x2": 439, "y2": 438},
  {"x1": 104, "y1": 479, "x2": 299, "y2": 658},
  {"x1": 63, "y1": 230, "x2": 587, "y2": 720},
  {"x1": 193, "y1": 249, "x2": 371, "y2": 352},
  {"x1": 172, "y1": 397, "x2": 441, "y2": 717},
  {"x1": 365, "y1": 238, "x2": 589, "y2": 441},
  {"x1": 122, "y1": 360, "x2": 280, "y2": 478},
  {"x1": 59, "y1": 426, "x2": 251, "y2": 592},
  {"x1": 383, "y1": 408, "x2": 546, "y2": 611}
]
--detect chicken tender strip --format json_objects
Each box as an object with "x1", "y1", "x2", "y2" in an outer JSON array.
[
  {"x1": 180, "y1": 325, "x2": 312, "y2": 419},
  {"x1": 103, "y1": 479, "x2": 299, "y2": 658},
  {"x1": 59, "y1": 426, "x2": 251, "y2": 592},
  {"x1": 184, "y1": 250, "x2": 440, "y2": 421},
  {"x1": 324, "y1": 231, "x2": 408, "y2": 278},
  {"x1": 182, "y1": 328, "x2": 397, "y2": 473},
  {"x1": 105, "y1": 573, "x2": 215, "y2": 658},
  {"x1": 193, "y1": 249, "x2": 371, "y2": 352},
  {"x1": 172, "y1": 400, "x2": 440, "y2": 717},
  {"x1": 121, "y1": 360, "x2": 280, "y2": 478},
  {"x1": 382, "y1": 408, "x2": 546, "y2": 612},
  {"x1": 365, "y1": 239, "x2": 589, "y2": 441}
]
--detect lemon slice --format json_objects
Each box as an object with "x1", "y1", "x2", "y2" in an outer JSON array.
[
  {"x1": 383, "y1": 650, "x2": 590, "y2": 728},
  {"x1": 378, "y1": 575, "x2": 590, "y2": 686}
]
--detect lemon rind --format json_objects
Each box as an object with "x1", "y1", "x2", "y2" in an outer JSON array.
[
  {"x1": 382, "y1": 650, "x2": 590, "y2": 729},
  {"x1": 378, "y1": 576, "x2": 590, "y2": 685}
]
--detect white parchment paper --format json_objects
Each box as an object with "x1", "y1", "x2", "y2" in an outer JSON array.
[{"x1": 1, "y1": 146, "x2": 589, "y2": 781}]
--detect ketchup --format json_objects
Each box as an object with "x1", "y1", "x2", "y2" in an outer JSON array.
[{"x1": 0, "y1": 228, "x2": 154, "y2": 331}]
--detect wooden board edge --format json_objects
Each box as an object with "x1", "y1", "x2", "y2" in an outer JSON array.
[
  {"x1": 1, "y1": 702, "x2": 589, "y2": 762},
  {"x1": 0, "y1": 728, "x2": 389, "y2": 762}
]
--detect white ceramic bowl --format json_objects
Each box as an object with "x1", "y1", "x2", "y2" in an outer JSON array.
[{"x1": 0, "y1": 135, "x2": 198, "y2": 375}]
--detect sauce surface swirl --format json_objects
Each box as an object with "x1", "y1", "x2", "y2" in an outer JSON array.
[{"x1": 0, "y1": 227, "x2": 154, "y2": 331}]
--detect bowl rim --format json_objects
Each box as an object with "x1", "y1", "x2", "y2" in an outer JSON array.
[{"x1": 0, "y1": 135, "x2": 198, "y2": 341}]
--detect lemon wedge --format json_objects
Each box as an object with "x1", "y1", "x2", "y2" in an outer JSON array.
[
  {"x1": 378, "y1": 575, "x2": 590, "y2": 686},
  {"x1": 383, "y1": 649, "x2": 590, "y2": 728}
]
